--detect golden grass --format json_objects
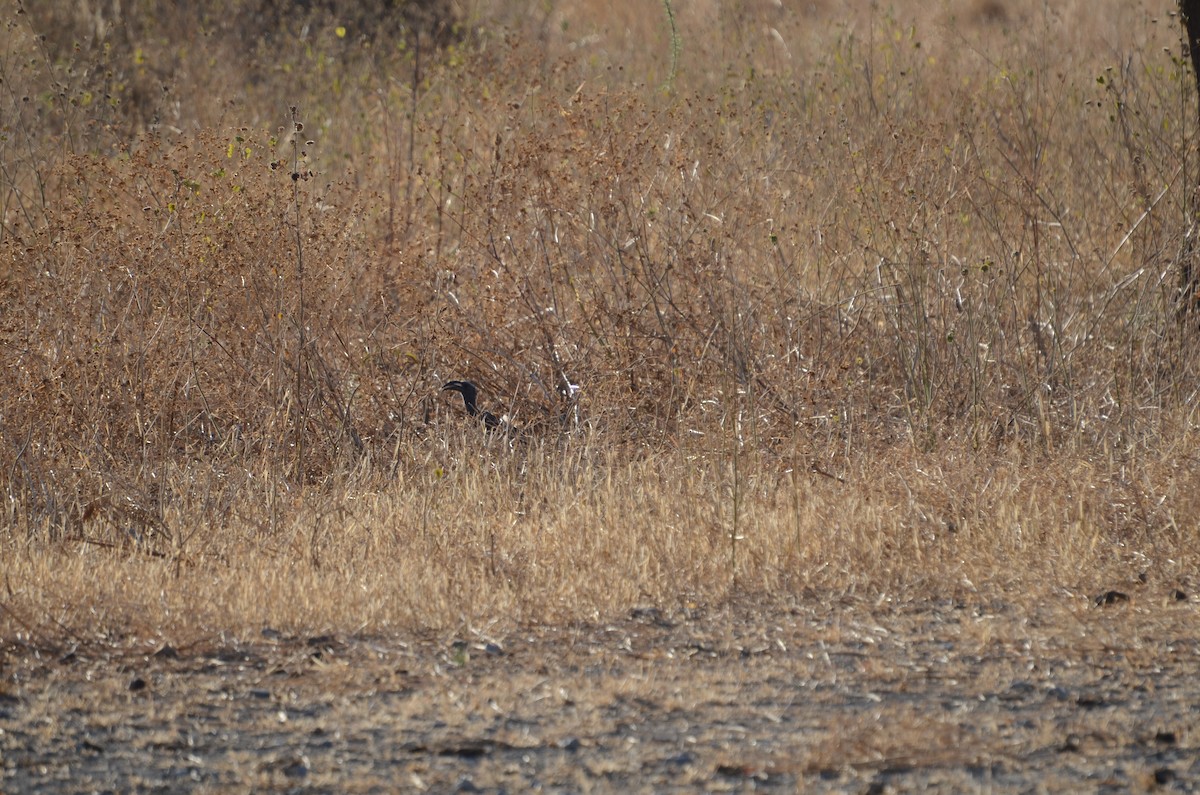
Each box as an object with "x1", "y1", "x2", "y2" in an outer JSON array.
[{"x1": 2, "y1": 0, "x2": 1200, "y2": 643}]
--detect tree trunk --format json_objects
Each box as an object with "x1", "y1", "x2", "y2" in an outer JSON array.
[{"x1": 1179, "y1": 1, "x2": 1200, "y2": 318}]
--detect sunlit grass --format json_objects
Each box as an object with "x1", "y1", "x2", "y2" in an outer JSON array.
[{"x1": 2, "y1": 0, "x2": 1198, "y2": 643}]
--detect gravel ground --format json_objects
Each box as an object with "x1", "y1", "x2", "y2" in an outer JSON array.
[{"x1": 3, "y1": 592, "x2": 1198, "y2": 793}]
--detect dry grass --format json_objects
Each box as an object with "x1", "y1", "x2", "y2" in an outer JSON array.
[{"x1": 2, "y1": 0, "x2": 1200, "y2": 645}]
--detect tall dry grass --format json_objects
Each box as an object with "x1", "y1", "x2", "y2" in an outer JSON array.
[{"x1": 2, "y1": 0, "x2": 1199, "y2": 644}]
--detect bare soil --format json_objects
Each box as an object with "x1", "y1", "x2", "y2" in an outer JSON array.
[{"x1": 3, "y1": 592, "x2": 1198, "y2": 794}]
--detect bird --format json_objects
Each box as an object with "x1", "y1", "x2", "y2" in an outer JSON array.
[{"x1": 441, "y1": 380, "x2": 502, "y2": 429}]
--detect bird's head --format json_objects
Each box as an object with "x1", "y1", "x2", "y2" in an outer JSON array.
[
  {"x1": 441, "y1": 379, "x2": 502, "y2": 428},
  {"x1": 441, "y1": 380, "x2": 478, "y2": 402},
  {"x1": 442, "y1": 380, "x2": 483, "y2": 418}
]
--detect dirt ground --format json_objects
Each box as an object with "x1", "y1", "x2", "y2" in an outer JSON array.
[{"x1": 3, "y1": 590, "x2": 1198, "y2": 794}]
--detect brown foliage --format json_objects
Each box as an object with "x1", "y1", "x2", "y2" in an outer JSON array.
[{"x1": 1, "y1": 0, "x2": 1199, "y2": 637}]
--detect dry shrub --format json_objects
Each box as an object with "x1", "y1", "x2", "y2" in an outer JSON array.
[{"x1": 3, "y1": 0, "x2": 1200, "y2": 641}]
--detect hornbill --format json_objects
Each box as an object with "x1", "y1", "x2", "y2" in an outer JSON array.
[{"x1": 441, "y1": 380, "x2": 502, "y2": 429}]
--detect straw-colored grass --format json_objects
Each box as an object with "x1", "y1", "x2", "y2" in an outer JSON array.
[{"x1": 2, "y1": 0, "x2": 1199, "y2": 645}]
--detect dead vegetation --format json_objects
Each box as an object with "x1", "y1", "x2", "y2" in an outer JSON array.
[{"x1": 1, "y1": 0, "x2": 1199, "y2": 644}]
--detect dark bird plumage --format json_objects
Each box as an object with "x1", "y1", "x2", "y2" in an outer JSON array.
[{"x1": 442, "y1": 380, "x2": 501, "y2": 429}]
